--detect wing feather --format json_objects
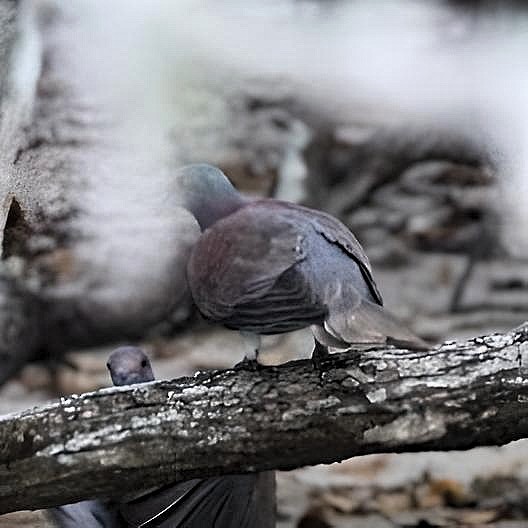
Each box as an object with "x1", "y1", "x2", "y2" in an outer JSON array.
[
  {"x1": 187, "y1": 205, "x2": 326, "y2": 332},
  {"x1": 119, "y1": 474, "x2": 275, "y2": 528},
  {"x1": 306, "y1": 208, "x2": 383, "y2": 305}
]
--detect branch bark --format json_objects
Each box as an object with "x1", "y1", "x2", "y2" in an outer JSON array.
[{"x1": 0, "y1": 324, "x2": 527, "y2": 513}]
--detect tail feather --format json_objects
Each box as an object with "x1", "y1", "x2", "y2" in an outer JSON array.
[
  {"x1": 318, "y1": 284, "x2": 428, "y2": 351},
  {"x1": 119, "y1": 472, "x2": 275, "y2": 528}
]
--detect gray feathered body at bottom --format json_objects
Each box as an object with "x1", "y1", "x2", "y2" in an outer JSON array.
[
  {"x1": 48, "y1": 500, "x2": 120, "y2": 527},
  {"x1": 51, "y1": 474, "x2": 275, "y2": 528},
  {"x1": 119, "y1": 472, "x2": 275, "y2": 528}
]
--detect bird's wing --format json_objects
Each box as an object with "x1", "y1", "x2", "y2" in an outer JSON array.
[
  {"x1": 275, "y1": 204, "x2": 426, "y2": 349},
  {"x1": 221, "y1": 264, "x2": 327, "y2": 334},
  {"x1": 187, "y1": 205, "x2": 320, "y2": 324},
  {"x1": 119, "y1": 473, "x2": 275, "y2": 528},
  {"x1": 299, "y1": 205, "x2": 384, "y2": 305},
  {"x1": 49, "y1": 500, "x2": 119, "y2": 527}
]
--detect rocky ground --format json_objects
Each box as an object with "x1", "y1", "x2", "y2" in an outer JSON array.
[{"x1": 1, "y1": 86, "x2": 528, "y2": 526}]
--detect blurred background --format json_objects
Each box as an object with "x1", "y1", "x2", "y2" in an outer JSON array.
[{"x1": 0, "y1": 0, "x2": 527, "y2": 526}]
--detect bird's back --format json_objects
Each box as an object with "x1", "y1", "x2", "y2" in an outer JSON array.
[
  {"x1": 187, "y1": 199, "x2": 378, "y2": 335},
  {"x1": 187, "y1": 198, "x2": 426, "y2": 349}
]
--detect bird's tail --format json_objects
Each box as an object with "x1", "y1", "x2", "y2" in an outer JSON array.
[
  {"x1": 119, "y1": 472, "x2": 276, "y2": 528},
  {"x1": 317, "y1": 285, "x2": 429, "y2": 351}
]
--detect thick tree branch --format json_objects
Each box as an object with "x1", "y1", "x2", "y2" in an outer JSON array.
[{"x1": 0, "y1": 324, "x2": 527, "y2": 513}]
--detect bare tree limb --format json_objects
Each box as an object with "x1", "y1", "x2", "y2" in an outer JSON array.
[{"x1": 0, "y1": 324, "x2": 526, "y2": 513}]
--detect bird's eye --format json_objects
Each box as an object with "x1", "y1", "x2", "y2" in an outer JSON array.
[
  {"x1": 106, "y1": 362, "x2": 110, "y2": 370},
  {"x1": 141, "y1": 359, "x2": 147, "y2": 368}
]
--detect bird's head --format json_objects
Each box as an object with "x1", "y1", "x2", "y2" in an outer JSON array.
[
  {"x1": 106, "y1": 346, "x2": 155, "y2": 386},
  {"x1": 174, "y1": 164, "x2": 247, "y2": 230}
]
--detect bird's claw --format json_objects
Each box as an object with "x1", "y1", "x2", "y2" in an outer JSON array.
[
  {"x1": 311, "y1": 341, "x2": 329, "y2": 371},
  {"x1": 234, "y1": 357, "x2": 262, "y2": 371},
  {"x1": 311, "y1": 355, "x2": 325, "y2": 371}
]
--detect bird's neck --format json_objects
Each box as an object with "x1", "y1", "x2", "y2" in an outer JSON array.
[{"x1": 187, "y1": 192, "x2": 248, "y2": 230}]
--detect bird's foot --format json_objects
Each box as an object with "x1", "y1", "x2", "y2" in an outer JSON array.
[
  {"x1": 311, "y1": 355, "x2": 325, "y2": 371},
  {"x1": 234, "y1": 356, "x2": 262, "y2": 372},
  {"x1": 311, "y1": 341, "x2": 329, "y2": 371}
]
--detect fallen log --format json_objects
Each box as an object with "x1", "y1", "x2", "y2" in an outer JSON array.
[{"x1": 0, "y1": 323, "x2": 526, "y2": 513}]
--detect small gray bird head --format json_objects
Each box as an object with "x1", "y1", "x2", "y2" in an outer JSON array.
[
  {"x1": 106, "y1": 346, "x2": 155, "y2": 386},
  {"x1": 174, "y1": 164, "x2": 247, "y2": 230}
]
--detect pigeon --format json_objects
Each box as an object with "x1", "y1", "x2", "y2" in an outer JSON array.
[{"x1": 178, "y1": 163, "x2": 427, "y2": 363}]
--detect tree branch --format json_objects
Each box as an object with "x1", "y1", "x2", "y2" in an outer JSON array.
[{"x1": 0, "y1": 324, "x2": 527, "y2": 513}]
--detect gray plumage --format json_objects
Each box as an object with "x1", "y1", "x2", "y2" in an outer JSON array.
[
  {"x1": 175, "y1": 164, "x2": 248, "y2": 231},
  {"x1": 120, "y1": 472, "x2": 275, "y2": 528},
  {"x1": 182, "y1": 164, "x2": 426, "y2": 354},
  {"x1": 107, "y1": 346, "x2": 155, "y2": 386},
  {"x1": 49, "y1": 500, "x2": 122, "y2": 528},
  {"x1": 49, "y1": 499, "x2": 120, "y2": 528}
]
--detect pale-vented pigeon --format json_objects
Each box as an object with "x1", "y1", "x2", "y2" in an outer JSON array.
[{"x1": 178, "y1": 163, "x2": 426, "y2": 363}]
